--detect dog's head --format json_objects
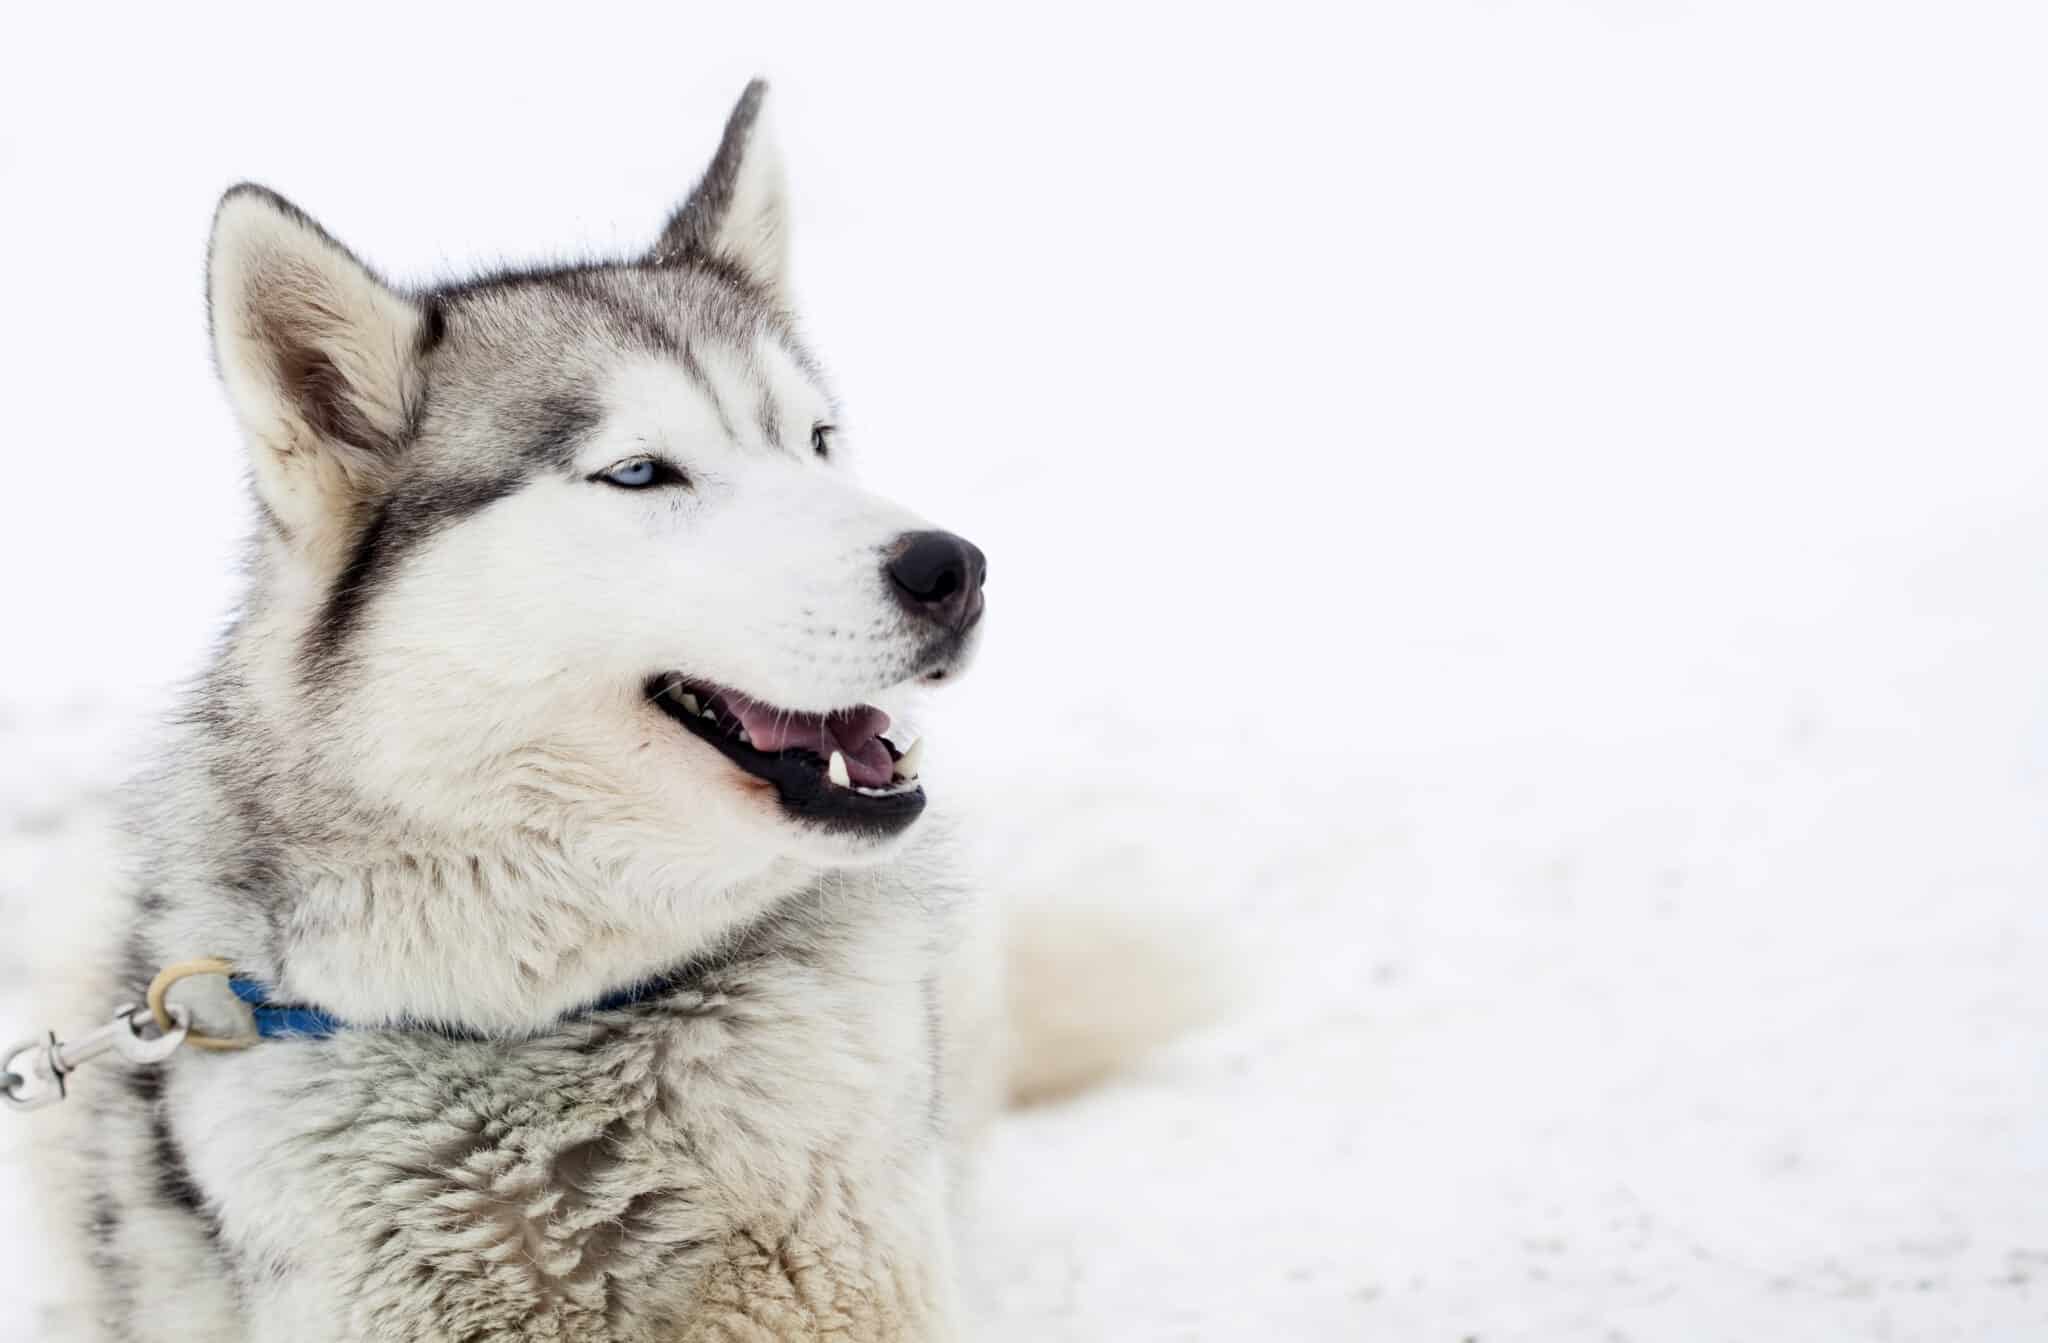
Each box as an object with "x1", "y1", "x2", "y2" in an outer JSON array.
[{"x1": 207, "y1": 82, "x2": 984, "y2": 871}]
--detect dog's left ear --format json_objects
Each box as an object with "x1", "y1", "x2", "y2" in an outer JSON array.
[{"x1": 649, "y1": 79, "x2": 789, "y2": 297}]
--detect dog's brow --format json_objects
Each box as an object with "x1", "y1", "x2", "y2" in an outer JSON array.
[
  {"x1": 747, "y1": 334, "x2": 839, "y2": 457},
  {"x1": 522, "y1": 392, "x2": 600, "y2": 470},
  {"x1": 678, "y1": 342, "x2": 739, "y2": 443}
]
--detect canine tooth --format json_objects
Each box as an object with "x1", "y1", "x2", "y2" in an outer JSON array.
[
  {"x1": 893, "y1": 738, "x2": 924, "y2": 780},
  {"x1": 827, "y1": 751, "x2": 851, "y2": 788},
  {"x1": 678, "y1": 693, "x2": 701, "y2": 716}
]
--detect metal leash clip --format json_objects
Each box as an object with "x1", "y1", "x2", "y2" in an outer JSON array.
[{"x1": 1, "y1": 1003, "x2": 190, "y2": 1113}]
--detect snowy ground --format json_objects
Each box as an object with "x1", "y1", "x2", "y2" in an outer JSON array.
[{"x1": 4, "y1": 2, "x2": 2046, "y2": 1339}]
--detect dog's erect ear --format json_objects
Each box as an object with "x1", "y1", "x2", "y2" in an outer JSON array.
[
  {"x1": 208, "y1": 185, "x2": 429, "y2": 551},
  {"x1": 649, "y1": 80, "x2": 789, "y2": 296}
]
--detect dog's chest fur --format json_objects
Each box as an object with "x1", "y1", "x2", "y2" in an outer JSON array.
[{"x1": 88, "y1": 879, "x2": 966, "y2": 1342}]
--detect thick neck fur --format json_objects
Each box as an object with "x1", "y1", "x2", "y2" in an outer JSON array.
[
  {"x1": 98, "y1": 537, "x2": 983, "y2": 1342},
  {"x1": 132, "y1": 555, "x2": 902, "y2": 1036}
]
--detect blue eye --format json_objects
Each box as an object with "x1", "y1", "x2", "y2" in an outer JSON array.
[{"x1": 595, "y1": 458, "x2": 684, "y2": 489}]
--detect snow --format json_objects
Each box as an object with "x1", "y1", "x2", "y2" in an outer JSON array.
[{"x1": 4, "y1": 2, "x2": 2046, "y2": 1338}]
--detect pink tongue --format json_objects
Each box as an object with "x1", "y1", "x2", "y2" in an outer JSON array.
[{"x1": 721, "y1": 696, "x2": 896, "y2": 788}]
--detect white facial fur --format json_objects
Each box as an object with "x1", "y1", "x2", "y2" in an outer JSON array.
[
  {"x1": 190, "y1": 82, "x2": 988, "y2": 1032},
  {"x1": 337, "y1": 347, "x2": 959, "y2": 867}
]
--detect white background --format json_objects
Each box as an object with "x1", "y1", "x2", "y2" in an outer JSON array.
[{"x1": 2, "y1": 2, "x2": 2045, "y2": 1338}]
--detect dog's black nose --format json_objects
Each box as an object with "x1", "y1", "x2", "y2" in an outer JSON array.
[{"x1": 887, "y1": 530, "x2": 987, "y2": 634}]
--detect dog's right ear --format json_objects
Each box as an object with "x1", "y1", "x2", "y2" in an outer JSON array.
[{"x1": 208, "y1": 185, "x2": 430, "y2": 556}]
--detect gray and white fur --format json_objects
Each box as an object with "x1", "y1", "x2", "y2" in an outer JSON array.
[{"x1": 25, "y1": 81, "x2": 1193, "y2": 1342}]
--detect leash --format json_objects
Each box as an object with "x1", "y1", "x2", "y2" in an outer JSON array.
[
  {"x1": 0, "y1": 1006, "x2": 190, "y2": 1112},
  {"x1": 3, "y1": 956, "x2": 706, "y2": 1112},
  {"x1": 4, "y1": 960, "x2": 242, "y2": 1111}
]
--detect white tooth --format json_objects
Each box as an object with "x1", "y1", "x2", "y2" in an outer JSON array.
[
  {"x1": 700, "y1": 706, "x2": 718, "y2": 720},
  {"x1": 827, "y1": 751, "x2": 851, "y2": 788},
  {"x1": 893, "y1": 738, "x2": 924, "y2": 780},
  {"x1": 736, "y1": 727, "x2": 751, "y2": 744},
  {"x1": 678, "y1": 693, "x2": 701, "y2": 716}
]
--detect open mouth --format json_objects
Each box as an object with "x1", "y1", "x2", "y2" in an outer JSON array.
[{"x1": 648, "y1": 674, "x2": 927, "y2": 834}]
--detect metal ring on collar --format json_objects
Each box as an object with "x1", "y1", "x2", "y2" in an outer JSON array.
[{"x1": 146, "y1": 957, "x2": 257, "y2": 1052}]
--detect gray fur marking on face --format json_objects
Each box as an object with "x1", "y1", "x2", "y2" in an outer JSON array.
[
  {"x1": 678, "y1": 339, "x2": 740, "y2": 443},
  {"x1": 298, "y1": 263, "x2": 820, "y2": 673}
]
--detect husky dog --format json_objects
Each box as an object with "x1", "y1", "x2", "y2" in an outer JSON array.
[{"x1": 28, "y1": 81, "x2": 1152, "y2": 1341}]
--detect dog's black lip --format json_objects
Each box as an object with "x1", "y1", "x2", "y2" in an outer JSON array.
[{"x1": 646, "y1": 677, "x2": 926, "y2": 836}]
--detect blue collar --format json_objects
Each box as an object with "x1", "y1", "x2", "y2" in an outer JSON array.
[
  {"x1": 227, "y1": 968, "x2": 695, "y2": 1042},
  {"x1": 227, "y1": 978, "x2": 347, "y2": 1039}
]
